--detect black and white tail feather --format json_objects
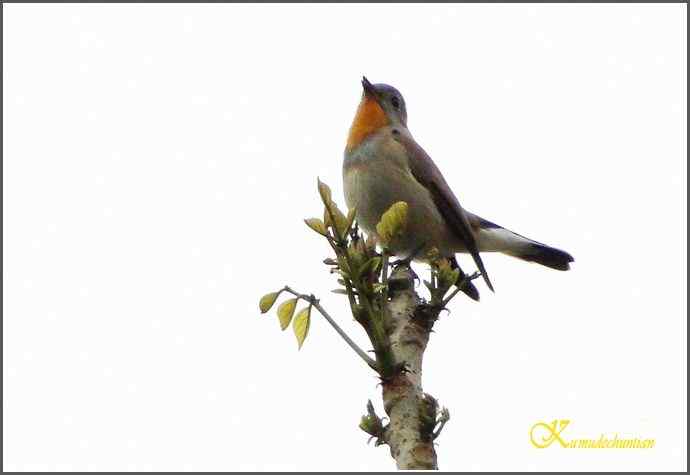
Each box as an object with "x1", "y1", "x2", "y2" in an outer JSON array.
[
  {"x1": 438, "y1": 216, "x2": 572, "y2": 301},
  {"x1": 474, "y1": 217, "x2": 574, "y2": 271}
]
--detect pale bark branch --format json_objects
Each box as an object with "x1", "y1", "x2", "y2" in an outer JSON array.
[{"x1": 378, "y1": 266, "x2": 440, "y2": 470}]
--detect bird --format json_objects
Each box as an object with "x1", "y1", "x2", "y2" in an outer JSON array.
[{"x1": 342, "y1": 77, "x2": 574, "y2": 300}]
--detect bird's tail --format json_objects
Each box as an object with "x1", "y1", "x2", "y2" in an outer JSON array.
[{"x1": 475, "y1": 218, "x2": 574, "y2": 271}]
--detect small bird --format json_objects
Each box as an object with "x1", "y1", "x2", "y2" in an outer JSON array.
[{"x1": 342, "y1": 77, "x2": 573, "y2": 300}]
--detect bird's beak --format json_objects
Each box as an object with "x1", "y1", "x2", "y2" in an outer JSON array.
[{"x1": 361, "y1": 76, "x2": 376, "y2": 96}]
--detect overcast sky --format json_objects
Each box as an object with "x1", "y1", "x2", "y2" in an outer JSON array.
[{"x1": 3, "y1": 3, "x2": 686, "y2": 472}]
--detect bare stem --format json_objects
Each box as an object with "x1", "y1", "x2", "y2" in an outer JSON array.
[
  {"x1": 324, "y1": 237, "x2": 359, "y2": 318},
  {"x1": 378, "y1": 248, "x2": 391, "y2": 329},
  {"x1": 283, "y1": 286, "x2": 378, "y2": 371},
  {"x1": 432, "y1": 408, "x2": 450, "y2": 440},
  {"x1": 441, "y1": 271, "x2": 480, "y2": 307},
  {"x1": 381, "y1": 250, "x2": 390, "y2": 290},
  {"x1": 326, "y1": 232, "x2": 392, "y2": 375}
]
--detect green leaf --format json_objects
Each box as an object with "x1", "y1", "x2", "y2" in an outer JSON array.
[
  {"x1": 346, "y1": 207, "x2": 357, "y2": 234},
  {"x1": 259, "y1": 291, "x2": 280, "y2": 313},
  {"x1": 304, "y1": 218, "x2": 327, "y2": 236},
  {"x1": 448, "y1": 269, "x2": 460, "y2": 288},
  {"x1": 365, "y1": 235, "x2": 377, "y2": 253},
  {"x1": 360, "y1": 256, "x2": 382, "y2": 276},
  {"x1": 331, "y1": 205, "x2": 349, "y2": 237},
  {"x1": 359, "y1": 415, "x2": 380, "y2": 435},
  {"x1": 293, "y1": 306, "x2": 311, "y2": 349},
  {"x1": 323, "y1": 208, "x2": 333, "y2": 234},
  {"x1": 437, "y1": 258, "x2": 460, "y2": 289},
  {"x1": 317, "y1": 178, "x2": 348, "y2": 238},
  {"x1": 376, "y1": 201, "x2": 408, "y2": 246},
  {"x1": 350, "y1": 235, "x2": 366, "y2": 256},
  {"x1": 277, "y1": 298, "x2": 297, "y2": 330},
  {"x1": 317, "y1": 178, "x2": 332, "y2": 207},
  {"x1": 336, "y1": 256, "x2": 351, "y2": 276},
  {"x1": 426, "y1": 247, "x2": 441, "y2": 262}
]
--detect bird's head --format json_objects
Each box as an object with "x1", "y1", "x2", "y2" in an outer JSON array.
[
  {"x1": 346, "y1": 77, "x2": 407, "y2": 151},
  {"x1": 360, "y1": 76, "x2": 407, "y2": 126}
]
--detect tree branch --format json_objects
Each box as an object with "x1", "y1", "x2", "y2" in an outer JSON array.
[
  {"x1": 282, "y1": 286, "x2": 378, "y2": 371},
  {"x1": 261, "y1": 186, "x2": 473, "y2": 470},
  {"x1": 380, "y1": 265, "x2": 439, "y2": 470}
]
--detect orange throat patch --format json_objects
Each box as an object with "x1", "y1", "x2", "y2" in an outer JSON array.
[{"x1": 346, "y1": 95, "x2": 390, "y2": 151}]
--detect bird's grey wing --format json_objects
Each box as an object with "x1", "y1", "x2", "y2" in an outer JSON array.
[{"x1": 396, "y1": 133, "x2": 494, "y2": 292}]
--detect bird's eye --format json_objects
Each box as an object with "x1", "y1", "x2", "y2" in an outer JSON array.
[{"x1": 391, "y1": 96, "x2": 400, "y2": 109}]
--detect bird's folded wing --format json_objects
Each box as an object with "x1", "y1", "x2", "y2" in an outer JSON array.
[{"x1": 396, "y1": 133, "x2": 494, "y2": 292}]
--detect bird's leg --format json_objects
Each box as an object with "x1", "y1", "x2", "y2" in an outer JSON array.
[
  {"x1": 390, "y1": 241, "x2": 427, "y2": 275},
  {"x1": 387, "y1": 245, "x2": 427, "y2": 297}
]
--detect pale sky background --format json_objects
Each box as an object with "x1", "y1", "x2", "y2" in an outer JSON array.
[{"x1": 3, "y1": 3, "x2": 687, "y2": 472}]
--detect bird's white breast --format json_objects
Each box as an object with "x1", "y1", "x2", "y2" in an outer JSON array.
[{"x1": 343, "y1": 131, "x2": 461, "y2": 258}]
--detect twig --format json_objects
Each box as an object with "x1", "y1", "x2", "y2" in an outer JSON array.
[
  {"x1": 283, "y1": 286, "x2": 378, "y2": 371},
  {"x1": 323, "y1": 238, "x2": 360, "y2": 317},
  {"x1": 379, "y1": 249, "x2": 390, "y2": 313},
  {"x1": 432, "y1": 407, "x2": 450, "y2": 440},
  {"x1": 381, "y1": 250, "x2": 390, "y2": 290},
  {"x1": 324, "y1": 233, "x2": 394, "y2": 377},
  {"x1": 441, "y1": 271, "x2": 480, "y2": 307}
]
